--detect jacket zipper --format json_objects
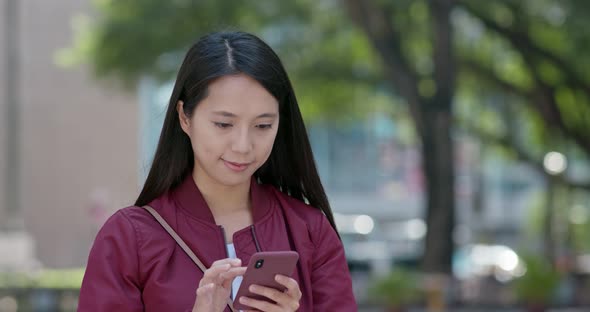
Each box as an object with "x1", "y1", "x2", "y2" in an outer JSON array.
[
  {"x1": 250, "y1": 225, "x2": 261, "y2": 252},
  {"x1": 220, "y1": 225, "x2": 262, "y2": 302},
  {"x1": 220, "y1": 225, "x2": 262, "y2": 253}
]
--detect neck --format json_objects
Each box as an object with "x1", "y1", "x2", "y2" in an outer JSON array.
[{"x1": 192, "y1": 170, "x2": 251, "y2": 216}]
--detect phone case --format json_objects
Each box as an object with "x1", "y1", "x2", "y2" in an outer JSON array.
[{"x1": 233, "y1": 251, "x2": 299, "y2": 310}]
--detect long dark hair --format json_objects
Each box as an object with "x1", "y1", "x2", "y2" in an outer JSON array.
[{"x1": 135, "y1": 31, "x2": 338, "y2": 233}]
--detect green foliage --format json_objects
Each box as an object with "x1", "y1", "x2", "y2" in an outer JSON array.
[
  {"x1": 368, "y1": 269, "x2": 422, "y2": 306},
  {"x1": 64, "y1": 0, "x2": 590, "y2": 159},
  {"x1": 62, "y1": 0, "x2": 391, "y2": 121},
  {"x1": 568, "y1": 191, "x2": 590, "y2": 252},
  {"x1": 522, "y1": 191, "x2": 547, "y2": 239},
  {"x1": 63, "y1": 0, "x2": 263, "y2": 85},
  {"x1": 456, "y1": 0, "x2": 590, "y2": 162},
  {"x1": 0, "y1": 269, "x2": 85, "y2": 289},
  {"x1": 514, "y1": 256, "x2": 560, "y2": 303},
  {"x1": 64, "y1": 0, "x2": 590, "y2": 275}
]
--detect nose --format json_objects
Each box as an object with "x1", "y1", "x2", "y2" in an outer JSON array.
[{"x1": 231, "y1": 126, "x2": 253, "y2": 154}]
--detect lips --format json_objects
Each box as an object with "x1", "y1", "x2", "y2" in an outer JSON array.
[{"x1": 223, "y1": 160, "x2": 251, "y2": 172}]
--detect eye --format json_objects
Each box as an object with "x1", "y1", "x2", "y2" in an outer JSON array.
[
  {"x1": 214, "y1": 122, "x2": 232, "y2": 129},
  {"x1": 256, "y1": 124, "x2": 273, "y2": 129}
]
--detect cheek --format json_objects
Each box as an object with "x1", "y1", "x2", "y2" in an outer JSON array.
[
  {"x1": 191, "y1": 127, "x2": 225, "y2": 159},
  {"x1": 258, "y1": 130, "x2": 278, "y2": 159}
]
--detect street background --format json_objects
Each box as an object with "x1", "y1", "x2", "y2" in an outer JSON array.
[{"x1": 1, "y1": 0, "x2": 590, "y2": 311}]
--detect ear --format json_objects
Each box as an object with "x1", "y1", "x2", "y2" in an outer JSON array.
[{"x1": 177, "y1": 100, "x2": 191, "y2": 135}]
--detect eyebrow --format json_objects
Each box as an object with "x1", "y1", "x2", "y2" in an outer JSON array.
[{"x1": 212, "y1": 111, "x2": 278, "y2": 118}]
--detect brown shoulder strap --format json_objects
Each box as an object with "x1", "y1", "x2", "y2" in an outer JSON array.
[{"x1": 142, "y1": 205, "x2": 236, "y2": 312}]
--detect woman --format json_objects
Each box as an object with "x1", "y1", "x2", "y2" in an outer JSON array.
[{"x1": 78, "y1": 31, "x2": 357, "y2": 312}]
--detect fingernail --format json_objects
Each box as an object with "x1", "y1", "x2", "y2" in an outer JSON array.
[
  {"x1": 249, "y1": 285, "x2": 257, "y2": 292},
  {"x1": 239, "y1": 297, "x2": 247, "y2": 303}
]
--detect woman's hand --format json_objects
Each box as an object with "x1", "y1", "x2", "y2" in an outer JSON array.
[
  {"x1": 192, "y1": 258, "x2": 246, "y2": 312},
  {"x1": 240, "y1": 274, "x2": 302, "y2": 312}
]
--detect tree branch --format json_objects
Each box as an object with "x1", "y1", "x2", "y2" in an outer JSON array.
[
  {"x1": 429, "y1": 0, "x2": 456, "y2": 110},
  {"x1": 458, "y1": 1, "x2": 590, "y2": 97},
  {"x1": 461, "y1": 122, "x2": 590, "y2": 191},
  {"x1": 463, "y1": 2, "x2": 590, "y2": 144},
  {"x1": 460, "y1": 58, "x2": 590, "y2": 158},
  {"x1": 342, "y1": 0, "x2": 425, "y2": 134},
  {"x1": 460, "y1": 59, "x2": 533, "y2": 98},
  {"x1": 523, "y1": 53, "x2": 590, "y2": 157}
]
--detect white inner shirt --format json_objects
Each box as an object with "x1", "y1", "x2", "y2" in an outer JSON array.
[{"x1": 226, "y1": 243, "x2": 244, "y2": 301}]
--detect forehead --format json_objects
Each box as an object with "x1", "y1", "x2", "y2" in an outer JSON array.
[{"x1": 198, "y1": 74, "x2": 279, "y2": 115}]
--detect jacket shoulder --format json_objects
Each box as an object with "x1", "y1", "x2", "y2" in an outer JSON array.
[
  {"x1": 97, "y1": 206, "x2": 163, "y2": 246},
  {"x1": 120, "y1": 203, "x2": 173, "y2": 233},
  {"x1": 118, "y1": 205, "x2": 153, "y2": 222}
]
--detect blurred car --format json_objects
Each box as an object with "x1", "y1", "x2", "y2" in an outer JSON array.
[
  {"x1": 336, "y1": 214, "x2": 424, "y2": 274},
  {"x1": 453, "y1": 243, "x2": 525, "y2": 283}
]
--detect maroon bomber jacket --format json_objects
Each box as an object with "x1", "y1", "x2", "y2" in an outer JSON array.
[{"x1": 78, "y1": 175, "x2": 357, "y2": 311}]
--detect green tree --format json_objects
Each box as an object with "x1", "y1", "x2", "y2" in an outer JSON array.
[
  {"x1": 342, "y1": 0, "x2": 590, "y2": 276},
  {"x1": 343, "y1": 0, "x2": 457, "y2": 276},
  {"x1": 65, "y1": 0, "x2": 590, "y2": 279}
]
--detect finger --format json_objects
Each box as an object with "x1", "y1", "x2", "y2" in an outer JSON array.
[
  {"x1": 220, "y1": 267, "x2": 247, "y2": 288},
  {"x1": 199, "y1": 263, "x2": 231, "y2": 286},
  {"x1": 248, "y1": 284, "x2": 287, "y2": 305},
  {"x1": 239, "y1": 296, "x2": 280, "y2": 312},
  {"x1": 211, "y1": 258, "x2": 242, "y2": 267},
  {"x1": 201, "y1": 258, "x2": 244, "y2": 286},
  {"x1": 275, "y1": 275, "x2": 302, "y2": 300},
  {"x1": 248, "y1": 284, "x2": 300, "y2": 311}
]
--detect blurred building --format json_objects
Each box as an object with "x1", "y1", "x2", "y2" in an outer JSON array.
[{"x1": 0, "y1": 0, "x2": 139, "y2": 268}]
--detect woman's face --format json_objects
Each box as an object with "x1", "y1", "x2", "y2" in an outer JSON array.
[{"x1": 178, "y1": 74, "x2": 279, "y2": 188}]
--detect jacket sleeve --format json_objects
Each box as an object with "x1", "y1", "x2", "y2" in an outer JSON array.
[
  {"x1": 310, "y1": 214, "x2": 358, "y2": 311},
  {"x1": 78, "y1": 210, "x2": 144, "y2": 311}
]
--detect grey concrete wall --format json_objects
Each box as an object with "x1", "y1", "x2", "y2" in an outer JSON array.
[{"x1": 1, "y1": 0, "x2": 141, "y2": 268}]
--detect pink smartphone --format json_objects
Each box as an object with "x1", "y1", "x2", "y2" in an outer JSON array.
[{"x1": 233, "y1": 251, "x2": 299, "y2": 310}]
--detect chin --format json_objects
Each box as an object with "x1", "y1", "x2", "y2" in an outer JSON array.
[{"x1": 215, "y1": 173, "x2": 253, "y2": 187}]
